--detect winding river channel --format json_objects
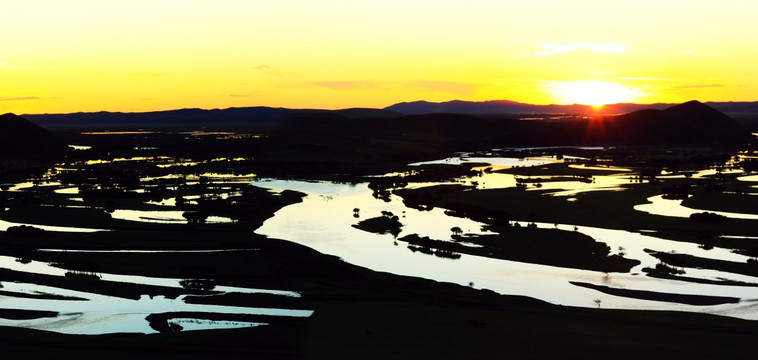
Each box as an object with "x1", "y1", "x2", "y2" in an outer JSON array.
[{"x1": 254, "y1": 158, "x2": 758, "y2": 320}]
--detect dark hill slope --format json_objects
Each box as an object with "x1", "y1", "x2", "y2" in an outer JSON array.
[
  {"x1": 663, "y1": 100, "x2": 747, "y2": 138},
  {"x1": 591, "y1": 100, "x2": 750, "y2": 145},
  {"x1": 0, "y1": 113, "x2": 66, "y2": 157}
]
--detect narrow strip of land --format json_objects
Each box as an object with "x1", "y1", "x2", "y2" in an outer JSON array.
[{"x1": 569, "y1": 281, "x2": 740, "y2": 305}]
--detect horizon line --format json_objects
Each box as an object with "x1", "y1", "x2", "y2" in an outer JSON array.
[{"x1": 13, "y1": 98, "x2": 758, "y2": 117}]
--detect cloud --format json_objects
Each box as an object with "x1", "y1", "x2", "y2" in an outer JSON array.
[
  {"x1": 0, "y1": 62, "x2": 32, "y2": 70},
  {"x1": 0, "y1": 96, "x2": 39, "y2": 102},
  {"x1": 675, "y1": 84, "x2": 725, "y2": 89},
  {"x1": 308, "y1": 81, "x2": 385, "y2": 91},
  {"x1": 535, "y1": 41, "x2": 628, "y2": 57},
  {"x1": 254, "y1": 65, "x2": 271, "y2": 70},
  {"x1": 226, "y1": 94, "x2": 251, "y2": 97},
  {"x1": 406, "y1": 81, "x2": 482, "y2": 95},
  {"x1": 619, "y1": 76, "x2": 678, "y2": 82}
]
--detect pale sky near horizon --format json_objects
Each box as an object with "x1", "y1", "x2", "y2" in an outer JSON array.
[{"x1": 2, "y1": 0, "x2": 757, "y2": 114}]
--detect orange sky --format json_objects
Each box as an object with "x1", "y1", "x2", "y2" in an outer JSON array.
[{"x1": 2, "y1": 0, "x2": 757, "y2": 114}]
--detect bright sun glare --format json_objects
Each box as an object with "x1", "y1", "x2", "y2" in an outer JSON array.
[{"x1": 548, "y1": 81, "x2": 639, "y2": 107}]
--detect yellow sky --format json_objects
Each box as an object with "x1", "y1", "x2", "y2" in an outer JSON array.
[{"x1": 2, "y1": 0, "x2": 757, "y2": 114}]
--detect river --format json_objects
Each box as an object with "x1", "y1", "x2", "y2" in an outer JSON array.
[{"x1": 254, "y1": 171, "x2": 758, "y2": 320}]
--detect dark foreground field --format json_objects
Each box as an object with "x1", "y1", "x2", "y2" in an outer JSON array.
[
  {"x1": 2, "y1": 238, "x2": 758, "y2": 360},
  {"x1": 2, "y1": 244, "x2": 757, "y2": 360},
  {"x1": 1, "y1": 201, "x2": 756, "y2": 359}
]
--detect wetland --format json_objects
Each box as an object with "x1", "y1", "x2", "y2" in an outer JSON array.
[{"x1": 2, "y1": 105, "x2": 758, "y2": 358}]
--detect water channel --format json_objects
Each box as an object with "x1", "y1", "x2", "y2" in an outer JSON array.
[
  {"x1": 0, "y1": 251, "x2": 311, "y2": 334},
  {"x1": 254, "y1": 158, "x2": 758, "y2": 320}
]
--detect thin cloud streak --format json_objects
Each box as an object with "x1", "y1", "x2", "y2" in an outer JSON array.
[
  {"x1": 535, "y1": 42, "x2": 629, "y2": 57},
  {"x1": 675, "y1": 84, "x2": 725, "y2": 89},
  {"x1": 0, "y1": 96, "x2": 39, "y2": 102}
]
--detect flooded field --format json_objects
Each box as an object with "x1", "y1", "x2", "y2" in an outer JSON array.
[{"x1": 2, "y1": 146, "x2": 758, "y2": 334}]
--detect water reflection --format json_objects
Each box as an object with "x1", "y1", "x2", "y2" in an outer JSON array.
[
  {"x1": 109, "y1": 209, "x2": 233, "y2": 224},
  {"x1": 407, "y1": 158, "x2": 634, "y2": 197},
  {"x1": 0, "y1": 253, "x2": 309, "y2": 334},
  {"x1": 0, "y1": 282, "x2": 311, "y2": 334},
  {"x1": 409, "y1": 156, "x2": 556, "y2": 167},
  {"x1": 635, "y1": 195, "x2": 758, "y2": 220},
  {"x1": 255, "y1": 178, "x2": 758, "y2": 319}
]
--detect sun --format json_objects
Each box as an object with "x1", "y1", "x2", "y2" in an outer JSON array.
[{"x1": 547, "y1": 81, "x2": 639, "y2": 107}]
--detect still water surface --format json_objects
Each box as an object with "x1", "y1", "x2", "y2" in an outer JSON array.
[
  {"x1": 0, "y1": 253, "x2": 309, "y2": 334},
  {"x1": 255, "y1": 177, "x2": 758, "y2": 320}
]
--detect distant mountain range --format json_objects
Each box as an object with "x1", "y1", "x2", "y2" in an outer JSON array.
[
  {"x1": 383, "y1": 99, "x2": 758, "y2": 115},
  {"x1": 3, "y1": 100, "x2": 753, "y2": 165},
  {"x1": 22, "y1": 107, "x2": 401, "y2": 130},
  {"x1": 22, "y1": 99, "x2": 758, "y2": 131}
]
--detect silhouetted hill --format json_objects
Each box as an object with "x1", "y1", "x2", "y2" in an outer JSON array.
[
  {"x1": 385, "y1": 99, "x2": 758, "y2": 116},
  {"x1": 0, "y1": 113, "x2": 66, "y2": 157},
  {"x1": 598, "y1": 101, "x2": 750, "y2": 144},
  {"x1": 516, "y1": 101, "x2": 749, "y2": 146}
]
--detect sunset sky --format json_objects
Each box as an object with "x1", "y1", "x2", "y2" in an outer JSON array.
[{"x1": 2, "y1": 0, "x2": 757, "y2": 114}]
